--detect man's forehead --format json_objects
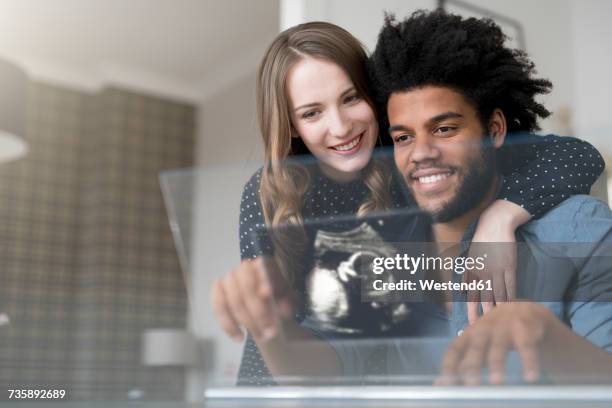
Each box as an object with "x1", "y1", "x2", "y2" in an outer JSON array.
[
  {"x1": 387, "y1": 86, "x2": 472, "y2": 123},
  {"x1": 389, "y1": 86, "x2": 470, "y2": 109}
]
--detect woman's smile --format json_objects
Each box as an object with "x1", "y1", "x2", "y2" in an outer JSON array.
[{"x1": 329, "y1": 133, "x2": 363, "y2": 154}]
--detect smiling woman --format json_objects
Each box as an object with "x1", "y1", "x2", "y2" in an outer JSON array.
[
  {"x1": 287, "y1": 57, "x2": 378, "y2": 181},
  {"x1": 213, "y1": 22, "x2": 404, "y2": 386}
]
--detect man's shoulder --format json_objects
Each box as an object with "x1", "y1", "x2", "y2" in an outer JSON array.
[
  {"x1": 521, "y1": 195, "x2": 612, "y2": 242},
  {"x1": 538, "y1": 195, "x2": 611, "y2": 221}
]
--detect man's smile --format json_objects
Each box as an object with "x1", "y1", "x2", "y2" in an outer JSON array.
[{"x1": 410, "y1": 167, "x2": 457, "y2": 195}]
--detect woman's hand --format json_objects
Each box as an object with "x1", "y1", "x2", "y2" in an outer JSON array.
[
  {"x1": 212, "y1": 258, "x2": 343, "y2": 380},
  {"x1": 466, "y1": 199, "x2": 531, "y2": 324},
  {"x1": 211, "y1": 257, "x2": 295, "y2": 343}
]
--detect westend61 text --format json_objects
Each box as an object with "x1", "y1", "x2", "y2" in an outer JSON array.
[{"x1": 373, "y1": 279, "x2": 492, "y2": 292}]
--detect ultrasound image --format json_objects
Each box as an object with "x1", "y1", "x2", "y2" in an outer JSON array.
[{"x1": 306, "y1": 221, "x2": 411, "y2": 336}]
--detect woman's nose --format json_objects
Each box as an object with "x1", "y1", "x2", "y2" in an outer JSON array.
[{"x1": 327, "y1": 108, "x2": 352, "y2": 138}]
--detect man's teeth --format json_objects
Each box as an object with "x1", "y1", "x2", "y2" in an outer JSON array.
[
  {"x1": 333, "y1": 136, "x2": 360, "y2": 151},
  {"x1": 418, "y1": 173, "x2": 450, "y2": 184}
]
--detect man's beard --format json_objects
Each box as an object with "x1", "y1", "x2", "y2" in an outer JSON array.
[{"x1": 424, "y1": 146, "x2": 496, "y2": 223}]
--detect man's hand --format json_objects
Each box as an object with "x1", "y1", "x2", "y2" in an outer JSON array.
[
  {"x1": 465, "y1": 240, "x2": 517, "y2": 322},
  {"x1": 211, "y1": 257, "x2": 295, "y2": 343},
  {"x1": 436, "y1": 302, "x2": 555, "y2": 385},
  {"x1": 467, "y1": 200, "x2": 530, "y2": 323}
]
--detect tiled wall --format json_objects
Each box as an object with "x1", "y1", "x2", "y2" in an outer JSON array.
[{"x1": 0, "y1": 83, "x2": 194, "y2": 400}]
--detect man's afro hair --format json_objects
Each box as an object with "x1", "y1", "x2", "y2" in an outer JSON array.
[{"x1": 368, "y1": 9, "x2": 552, "y2": 136}]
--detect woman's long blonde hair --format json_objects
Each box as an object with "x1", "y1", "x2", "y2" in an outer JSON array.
[{"x1": 256, "y1": 22, "x2": 392, "y2": 281}]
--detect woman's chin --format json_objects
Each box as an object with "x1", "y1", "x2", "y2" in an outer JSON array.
[{"x1": 319, "y1": 157, "x2": 370, "y2": 182}]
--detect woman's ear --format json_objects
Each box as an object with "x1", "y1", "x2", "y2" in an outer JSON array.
[{"x1": 488, "y1": 108, "x2": 507, "y2": 149}]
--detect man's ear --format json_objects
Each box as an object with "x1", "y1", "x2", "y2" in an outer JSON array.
[{"x1": 488, "y1": 109, "x2": 507, "y2": 149}]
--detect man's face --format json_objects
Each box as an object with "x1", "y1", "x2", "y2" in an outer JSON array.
[{"x1": 388, "y1": 86, "x2": 498, "y2": 222}]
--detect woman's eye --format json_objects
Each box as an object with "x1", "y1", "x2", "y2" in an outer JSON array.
[
  {"x1": 344, "y1": 94, "x2": 360, "y2": 104},
  {"x1": 302, "y1": 110, "x2": 319, "y2": 120}
]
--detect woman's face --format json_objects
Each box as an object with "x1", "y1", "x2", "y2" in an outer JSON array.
[{"x1": 287, "y1": 57, "x2": 378, "y2": 181}]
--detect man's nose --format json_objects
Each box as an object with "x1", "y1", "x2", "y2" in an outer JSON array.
[
  {"x1": 410, "y1": 136, "x2": 440, "y2": 163},
  {"x1": 328, "y1": 108, "x2": 352, "y2": 138}
]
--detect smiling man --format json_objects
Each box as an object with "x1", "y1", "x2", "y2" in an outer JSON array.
[
  {"x1": 369, "y1": 10, "x2": 612, "y2": 385},
  {"x1": 389, "y1": 86, "x2": 502, "y2": 228}
]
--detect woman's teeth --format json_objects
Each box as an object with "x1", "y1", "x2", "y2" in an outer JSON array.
[
  {"x1": 333, "y1": 135, "x2": 361, "y2": 151},
  {"x1": 418, "y1": 173, "x2": 451, "y2": 184}
]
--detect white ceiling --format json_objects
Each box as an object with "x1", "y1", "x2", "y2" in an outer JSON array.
[{"x1": 0, "y1": 0, "x2": 280, "y2": 102}]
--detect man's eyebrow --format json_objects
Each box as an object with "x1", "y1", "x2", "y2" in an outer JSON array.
[
  {"x1": 293, "y1": 86, "x2": 355, "y2": 112},
  {"x1": 389, "y1": 112, "x2": 463, "y2": 132},
  {"x1": 429, "y1": 111, "x2": 463, "y2": 123},
  {"x1": 388, "y1": 124, "x2": 409, "y2": 133}
]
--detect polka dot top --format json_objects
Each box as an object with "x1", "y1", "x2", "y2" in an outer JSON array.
[
  {"x1": 235, "y1": 133, "x2": 605, "y2": 386},
  {"x1": 239, "y1": 166, "x2": 409, "y2": 261},
  {"x1": 496, "y1": 134, "x2": 605, "y2": 215}
]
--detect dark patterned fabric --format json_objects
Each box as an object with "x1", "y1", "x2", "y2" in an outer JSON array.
[
  {"x1": 0, "y1": 83, "x2": 194, "y2": 400},
  {"x1": 498, "y1": 134, "x2": 605, "y2": 217}
]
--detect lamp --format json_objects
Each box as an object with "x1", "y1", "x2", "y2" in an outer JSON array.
[{"x1": 0, "y1": 58, "x2": 28, "y2": 163}]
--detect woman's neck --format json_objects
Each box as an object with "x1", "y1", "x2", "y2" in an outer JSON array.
[{"x1": 318, "y1": 162, "x2": 361, "y2": 183}]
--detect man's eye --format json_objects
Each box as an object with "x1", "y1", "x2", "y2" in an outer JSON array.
[
  {"x1": 435, "y1": 126, "x2": 456, "y2": 135},
  {"x1": 394, "y1": 134, "x2": 413, "y2": 144}
]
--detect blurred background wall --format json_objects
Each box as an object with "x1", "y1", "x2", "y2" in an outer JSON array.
[
  {"x1": 0, "y1": 82, "x2": 194, "y2": 399},
  {"x1": 0, "y1": 0, "x2": 610, "y2": 403},
  {"x1": 0, "y1": 0, "x2": 278, "y2": 401}
]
